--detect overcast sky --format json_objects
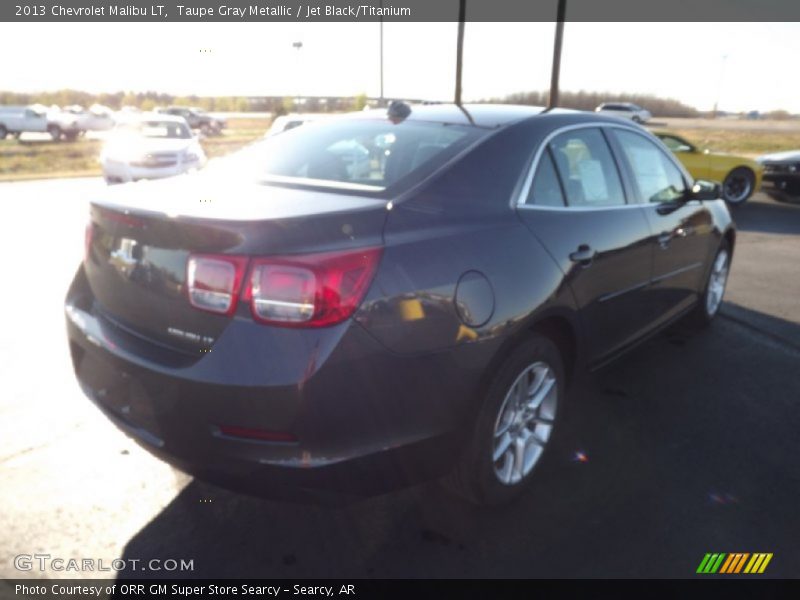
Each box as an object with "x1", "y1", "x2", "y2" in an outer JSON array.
[{"x1": 2, "y1": 21, "x2": 799, "y2": 112}]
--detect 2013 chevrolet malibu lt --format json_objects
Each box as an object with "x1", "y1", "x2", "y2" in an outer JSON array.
[{"x1": 66, "y1": 104, "x2": 735, "y2": 504}]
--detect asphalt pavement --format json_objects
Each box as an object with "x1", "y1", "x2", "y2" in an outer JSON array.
[{"x1": 0, "y1": 179, "x2": 798, "y2": 580}]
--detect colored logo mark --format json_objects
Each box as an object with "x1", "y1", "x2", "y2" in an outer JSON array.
[{"x1": 696, "y1": 553, "x2": 773, "y2": 574}]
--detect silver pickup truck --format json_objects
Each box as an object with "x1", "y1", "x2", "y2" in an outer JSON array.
[{"x1": 0, "y1": 105, "x2": 85, "y2": 141}]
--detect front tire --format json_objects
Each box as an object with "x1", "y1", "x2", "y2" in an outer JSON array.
[
  {"x1": 445, "y1": 334, "x2": 565, "y2": 505},
  {"x1": 722, "y1": 167, "x2": 755, "y2": 205},
  {"x1": 0, "y1": 125, "x2": 7, "y2": 140}
]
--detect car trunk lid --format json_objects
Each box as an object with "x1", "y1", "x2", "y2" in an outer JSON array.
[{"x1": 84, "y1": 176, "x2": 388, "y2": 353}]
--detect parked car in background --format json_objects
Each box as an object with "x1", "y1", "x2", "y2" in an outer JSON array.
[
  {"x1": 67, "y1": 105, "x2": 735, "y2": 504},
  {"x1": 0, "y1": 105, "x2": 48, "y2": 139},
  {"x1": 655, "y1": 131, "x2": 763, "y2": 205},
  {"x1": 100, "y1": 113, "x2": 206, "y2": 184},
  {"x1": 0, "y1": 104, "x2": 83, "y2": 141},
  {"x1": 264, "y1": 113, "x2": 323, "y2": 137},
  {"x1": 62, "y1": 104, "x2": 116, "y2": 131},
  {"x1": 595, "y1": 102, "x2": 652, "y2": 123},
  {"x1": 157, "y1": 106, "x2": 225, "y2": 135},
  {"x1": 758, "y1": 150, "x2": 800, "y2": 195}
]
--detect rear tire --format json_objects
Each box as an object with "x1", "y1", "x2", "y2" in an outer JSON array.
[
  {"x1": 445, "y1": 334, "x2": 565, "y2": 505},
  {"x1": 688, "y1": 240, "x2": 731, "y2": 328},
  {"x1": 721, "y1": 168, "x2": 755, "y2": 205},
  {"x1": 47, "y1": 125, "x2": 62, "y2": 141}
]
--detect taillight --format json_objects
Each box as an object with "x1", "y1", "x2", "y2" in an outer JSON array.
[
  {"x1": 186, "y1": 247, "x2": 382, "y2": 327},
  {"x1": 244, "y1": 246, "x2": 383, "y2": 328},
  {"x1": 186, "y1": 254, "x2": 248, "y2": 316}
]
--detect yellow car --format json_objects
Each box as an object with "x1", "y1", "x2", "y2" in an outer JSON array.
[{"x1": 655, "y1": 131, "x2": 763, "y2": 205}]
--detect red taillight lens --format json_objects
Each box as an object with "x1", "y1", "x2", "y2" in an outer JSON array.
[
  {"x1": 250, "y1": 264, "x2": 316, "y2": 323},
  {"x1": 245, "y1": 246, "x2": 382, "y2": 328},
  {"x1": 186, "y1": 254, "x2": 248, "y2": 316}
]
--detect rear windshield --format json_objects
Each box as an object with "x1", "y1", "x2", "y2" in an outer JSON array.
[{"x1": 250, "y1": 118, "x2": 485, "y2": 193}]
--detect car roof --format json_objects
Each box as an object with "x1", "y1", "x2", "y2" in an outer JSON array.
[
  {"x1": 265, "y1": 104, "x2": 646, "y2": 137},
  {"x1": 346, "y1": 103, "x2": 580, "y2": 129}
]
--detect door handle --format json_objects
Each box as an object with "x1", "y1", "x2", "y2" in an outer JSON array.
[
  {"x1": 569, "y1": 244, "x2": 596, "y2": 267},
  {"x1": 657, "y1": 232, "x2": 672, "y2": 249}
]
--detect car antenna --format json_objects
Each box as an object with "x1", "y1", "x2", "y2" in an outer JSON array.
[{"x1": 387, "y1": 100, "x2": 411, "y2": 123}]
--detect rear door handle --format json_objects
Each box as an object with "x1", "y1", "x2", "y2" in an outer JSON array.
[
  {"x1": 658, "y1": 232, "x2": 672, "y2": 249},
  {"x1": 569, "y1": 244, "x2": 596, "y2": 267}
]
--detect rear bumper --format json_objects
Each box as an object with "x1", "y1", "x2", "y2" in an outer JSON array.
[{"x1": 65, "y1": 266, "x2": 479, "y2": 497}]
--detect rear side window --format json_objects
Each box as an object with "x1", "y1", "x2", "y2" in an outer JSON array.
[
  {"x1": 548, "y1": 128, "x2": 626, "y2": 207},
  {"x1": 526, "y1": 150, "x2": 565, "y2": 207},
  {"x1": 613, "y1": 130, "x2": 687, "y2": 203}
]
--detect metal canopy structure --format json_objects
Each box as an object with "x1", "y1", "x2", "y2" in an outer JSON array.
[{"x1": 453, "y1": 0, "x2": 567, "y2": 108}]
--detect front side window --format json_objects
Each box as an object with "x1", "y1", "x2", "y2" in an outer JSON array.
[
  {"x1": 614, "y1": 130, "x2": 688, "y2": 203},
  {"x1": 548, "y1": 128, "x2": 626, "y2": 207}
]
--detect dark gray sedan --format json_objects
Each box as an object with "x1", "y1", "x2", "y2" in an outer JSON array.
[{"x1": 66, "y1": 104, "x2": 735, "y2": 504}]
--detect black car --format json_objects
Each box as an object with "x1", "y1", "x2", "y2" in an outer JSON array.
[
  {"x1": 758, "y1": 150, "x2": 800, "y2": 195},
  {"x1": 66, "y1": 104, "x2": 735, "y2": 504},
  {"x1": 157, "y1": 106, "x2": 225, "y2": 135}
]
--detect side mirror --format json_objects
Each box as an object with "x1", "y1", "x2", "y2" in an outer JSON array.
[{"x1": 690, "y1": 179, "x2": 721, "y2": 201}]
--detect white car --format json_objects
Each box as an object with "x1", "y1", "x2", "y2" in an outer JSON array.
[
  {"x1": 0, "y1": 105, "x2": 48, "y2": 139},
  {"x1": 63, "y1": 104, "x2": 116, "y2": 131},
  {"x1": 0, "y1": 104, "x2": 82, "y2": 140},
  {"x1": 594, "y1": 102, "x2": 652, "y2": 124},
  {"x1": 264, "y1": 113, "x2": 329, "y2": 137},
  {"x1": 100, "y1": 114, "x2": 206, "y2": 184}
]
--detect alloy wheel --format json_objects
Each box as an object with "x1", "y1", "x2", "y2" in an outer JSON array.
[
  {"x1": 492, "y1": 361, "x2": 558, "y2": 485},
  {"x1": 723, "y1": 173, "x2": 753, "y2": 204},
  {"x1": 705, "y1": 249, "x2": 729, "y2": 316}
]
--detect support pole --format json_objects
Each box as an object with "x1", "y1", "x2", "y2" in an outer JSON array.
[
  {"x1": 548, "y1": 0, "x2": 566, "y2": 109},
  {"x1": 455, "y1": 0, "x2": 466, "y2": 105}
]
